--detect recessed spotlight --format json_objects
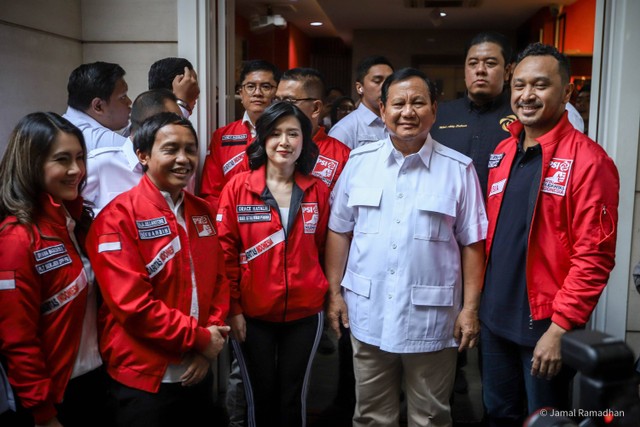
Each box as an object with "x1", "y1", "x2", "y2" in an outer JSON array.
[
  {"x1": 310, "y1": 21, "x2": 323, "y2": 26},
  {"x1": 440, "y1": 11, "x2": 447, "y2": 17}
]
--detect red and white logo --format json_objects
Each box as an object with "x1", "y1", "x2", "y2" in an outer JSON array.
[
  {"x1": 489, "y1": 179, "x2": 507, "y2": 197},
  {"x1": 312, "y1": 155, "x2": 339, "y2": 186},
  {"x1": 542, "y1": 158, "x2": 573, "y2": 196},
  {"x1": 301, "y1": 203, "x2": 319, "y2": 234},
  {"x1": 192, "y1": 215, "x2": 216, "y2": 237}
]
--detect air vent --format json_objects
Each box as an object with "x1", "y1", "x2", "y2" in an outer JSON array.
[{"x1": 404, "y1": 0, "x2": 481, "y2": 8}]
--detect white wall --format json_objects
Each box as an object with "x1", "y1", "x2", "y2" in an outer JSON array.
[{"x1": 0, "y1": 0, "x2": 83, "y2": 154}]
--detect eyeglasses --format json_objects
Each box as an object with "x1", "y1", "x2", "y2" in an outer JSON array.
[
  {"x1": 242, "y1": 82, "x2": 276, "y2": 94},
  {"x1": 273, "y1": 97, "x2": 318, "y2": 104}
]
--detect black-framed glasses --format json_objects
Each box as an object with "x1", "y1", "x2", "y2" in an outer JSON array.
[
  {"x1": 242, "y1": 82, "x2": 276, "y2": 94},
  {"x1": 273, "y1": 97, "x2": 318, "y2": 104}
]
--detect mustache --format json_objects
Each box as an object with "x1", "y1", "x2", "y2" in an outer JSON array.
[{"x1": 516, "y1": 101, "x2": 543, "y2": 108}]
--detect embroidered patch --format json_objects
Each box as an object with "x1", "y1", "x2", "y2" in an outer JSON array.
[
  {"x1": 35, "y1": 255, "x2": 72, "y2": 275},
  {"x1": 223, "y1": 152, "x2": 245, "y2": 175},
  {"x1": 238, "y1": 214, "x2": 272, "y2": 223},
  {"x1": 135, "y1": 217, "x2": 168, "y2": 230},
  {"x1": 488, "y1": 153, "x2": 505, "y2": 169},
  {"x1": 237, "y1": 205, "x2": 270, "y2": 213},
  {"x1": 541, "y1": 158, "x2": 573, "y2": 196},
  {"x1": 499, "y1": 114, "x2": 517, "y2": 132},
  {"x1": 192, "y1": 215, "x2": 216, "y2": 237},
  {"x1": 489, "y1": 179, "x2": 507, "y2": 197},
  {"x1": 245, "y1": 229, "x2": 285, "y2": 262},
  {"x1": 146, "y1": 236, "x2": 181, "y2": 278},
  {"x1": 312, "y1": 155, "x2": 339, "y2": 186},
  {"x1": 98, "y1": 233, "x2": 122, "y2": 253},
  {"x1": 0, "y1": 271, "x2": 16, "y2": 290},
  {"x1": 301, "y1": 203, "x2": 319, "y2": 234},
  {"x1": 216, "y1": 213, "x2": 223, "y2": 222},
  {"x1": 221, "y1": 134, "x2": 248, "y2": 146},
  {"x1": 138, "y1": 226, "x2": 172, "y2": 240},
  {"x1": 40, "y1": 270, "x2": 87, "y2": 315},
  {"x1": 33, "y1": 244, "x2": 67, "y2": 262},
  {"x1": 437, "y1": 124, "x2": 468, "y2": 130}
]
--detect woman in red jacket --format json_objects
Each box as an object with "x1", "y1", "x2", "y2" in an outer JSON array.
[
  {"x1": 217, "y1": 102, "x2": 330, "y2": 427},
  {"x1": 0, "y1": 112, "x2": 106, "y2": 427}
]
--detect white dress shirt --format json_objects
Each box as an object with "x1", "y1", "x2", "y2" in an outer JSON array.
[
  {"x1": 329, "y1": 136, "x2": 487, "y2": 353},
  {"x1": 328, "y1": 103, "x2": 387, "y2": 149},
  {"x1": 63, "y1": 106, "x2": 128, "y2": 152},
  {"x1": 84, "y1": 138, "x2": 143, "y2": 215}
]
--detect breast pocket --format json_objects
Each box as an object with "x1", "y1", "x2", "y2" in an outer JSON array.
[
  {"x1": 348, "y1": 187, "x2": 383, "y2": 234},
  {"x1": 407, "y1": 285, "x2": 455, "y2": 340},
  {"x1": 414, "y1": 194, "x2": 456, "y2": 242}
]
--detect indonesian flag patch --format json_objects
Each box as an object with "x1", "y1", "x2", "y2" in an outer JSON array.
[
  {"x1": 98, "y1": 233, "x2": 122, "y2": 253},
  {"x1": 0, "y1": 271, "x2": 16, "y2": 290}
]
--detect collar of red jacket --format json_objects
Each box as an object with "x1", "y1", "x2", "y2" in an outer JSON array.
[
  {"x1": 245, "y1": 164, "x2": 317, "y2": 196},
  {"x1": 507, "y1": 111, "x2": 576, "y2": 149}
]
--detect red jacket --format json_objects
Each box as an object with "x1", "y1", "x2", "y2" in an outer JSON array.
[
  {"x1": 200, "y1": 120, "x2": 252, "y2": 212},
  {"x1": 485, "y1": 114, "x2": 619, "y2": 330},
  {"x1": 86, "y1": 175, "x2": 229, "y2": 393},
  {"x1": 0, "y1": 195, "x2": 89, "y2": 424},
  {"x1": 217, "y1": 166, "x2": 330, "y2": 322},
  {"x1": 312, "y1": 127, "x2": 351, "y2": 191}
]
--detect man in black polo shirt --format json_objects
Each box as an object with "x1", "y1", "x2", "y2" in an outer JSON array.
[{"x1": 430, "y1": 31, "x2": 516, "y2": 197}]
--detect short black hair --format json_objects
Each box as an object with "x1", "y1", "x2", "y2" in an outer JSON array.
[
  {"x1": 67, "y1": 62, "x2": 126, "y2": 111},
  {"x1": 148, "y1": 57, "x2": 194, "y2": 90},
  {"x1": 130, "y1": 89, "x2": 178, "y2": 134},
  {"x1": 381, "y1": 68, "x2": 438, "y2": 105},
  {"x1": 330, "y1": 96, "x2": 355, "y2": 126},
  {"x1": 516, "y1": 42, "x2": 571, "y2": 84},
  {"x1": 465, "y1": 31, "x2": 513, "y2": 65},
  {"x1": 239, "y1": 59, "x2": 281, "y2": 84},
  {"x1": 355, "y1": 55, "x2": 394, "y2": 84},
  {"x1": 280, "y1": 67, "x2": 325, "y2": 100},
  {"x1": 133, "y1": 112, "x2": 197, "y2": 154},
  {"x1": 247, "y1": 102, "x2": 318, "y2": 175}
]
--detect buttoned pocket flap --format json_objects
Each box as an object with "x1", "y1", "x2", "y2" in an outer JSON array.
[
  {"x1": 347, "y1": 187, "x2": 383, "y2": 208},
  {"x1": 411, "y1": 285, "x2": 454, "y2": 307},
  {"x1": 342, "y1": 270, "x2": 372, "y2": 298},
  {"x1": 416, "y1": 194, "x2": 456, "y2": 217}
]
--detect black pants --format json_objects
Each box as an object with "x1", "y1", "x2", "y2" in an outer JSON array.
[
  {"x1": 234, "y1": 312, "x2": 323, "y2": 427},
  {"x1": 108, "y1": 370, "x2": 215, "y2": 427},
  {"x1": 0, "y1": 366, "x2": 109, "y2": 427}
]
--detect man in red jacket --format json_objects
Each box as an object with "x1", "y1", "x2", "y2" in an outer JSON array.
[
  {"x1": 480, "y1": 43, "x2": 619, "y2": 426},
  {"x1": 87, "y1": 113, "x2": 230, "y2": 427},
  {"x1": 200, "y1": 60, "x2": 280, "y2": 211}
]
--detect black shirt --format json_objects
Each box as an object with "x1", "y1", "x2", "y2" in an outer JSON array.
[
  {"x1": 430, "y1": 90, "x2": 516, "y2": 197},
  {"x1": 479, "y1": 135, "x2": 551, "y2": 347}
]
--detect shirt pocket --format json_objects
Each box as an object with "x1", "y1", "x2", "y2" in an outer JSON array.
[
  {"x1": 407, "y1": 285, "x2": 455, "y2": 340},
  {"x1": 348, "y1": 187, "x2": 383, "y2": 234},
  {"x1": 414, "y1": 194, "x2": 456, "y2": 242},
  {"x1": 342, "y1": 269, "x2": 372, "y2": 331}
]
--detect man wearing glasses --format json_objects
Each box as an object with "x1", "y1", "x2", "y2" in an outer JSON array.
[
  {"x1": 201, "y1": 59, "x2": 281, "y2": 211},
  {"x1": 275, "y1": 68, "x2": 351, "y2": 191}
]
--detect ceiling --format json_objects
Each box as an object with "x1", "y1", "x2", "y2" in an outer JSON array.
[{"x1": 235, "y1": 0, "x2": 578, "y2": 45}]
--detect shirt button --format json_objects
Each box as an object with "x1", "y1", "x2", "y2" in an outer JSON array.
[
  {"x1": 388, "y1": 294, "x2": 393, "y2": 299},
  {"x1": 395, "y1": 218, "x2": 400, "y2": 224},
  {"x1": 389, "y1": 269, "x2": 395, "y2": 275},
  {"x1": 392, "y1": 243, "x2": 397, "y2": 249},
  {"x1": 397, "y1": 193, "x2": 404, "y2": 198}
]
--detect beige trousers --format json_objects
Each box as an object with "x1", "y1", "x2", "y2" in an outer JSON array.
[{"x1": 351, "y1": 334, "x2": 457, "y2": 427}]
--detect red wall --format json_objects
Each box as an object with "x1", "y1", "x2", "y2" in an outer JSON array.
[{"x1": 563, "y1": 0, "x2": 596, "y2": 55}]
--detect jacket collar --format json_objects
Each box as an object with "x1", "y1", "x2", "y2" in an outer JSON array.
[
  {"x1": 507, "y1": 111, "x2": 574, "y2": 149},
  {"x1": 464, "y1": 89, "x2": 511, "y2": 113},
  {"x1": 137, "y1": 174, "x2": 177, "y2": 212},
  {"x1": 37, "y1": 193, "x2": 84, "y2": 226},
  {"x1": 245, "y1": 165, "x2": 317, "y2": 196}
]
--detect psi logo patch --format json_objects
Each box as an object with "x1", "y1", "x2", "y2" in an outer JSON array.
[
  {"x1": 312, "y1": 155, "x2": 339, "y2": 186},
  {"x1": 192, "y1": 215, "x2": 216, "y2": 237},
  {"x1": 489, "y1": 179, "x2": 507, "y2": 197},
  {"x1": 301, "y1": 203, "x2": 319, "y2": 234},
  {"x1": 541, "y1": 158, "x2": 573, "y2": 196}
]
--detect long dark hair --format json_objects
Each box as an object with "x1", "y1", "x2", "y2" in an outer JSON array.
[
  {"x1": 0, "y1": 112, "x2": 92, "y2": 235},
  {"x1": 247, "y1": 102, "x2": 318, "y2": 174}
]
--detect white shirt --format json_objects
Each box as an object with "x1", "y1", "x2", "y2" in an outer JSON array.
[
  {"x1": 242, "y1": 111, "x2": 257, "y2": 138},
  {"x1": 329, "y1": 136, "x2": 488, "y2": 353},
  {"x1": 328, "y1": 103, "x2": 387, "y2": 149},
  {"x1": 84, "y1": 138, "x2": 143, "y2": 215},
  {"x1": 63, "y1": 106, "x2": 128, "y2": 152},
  {"x1": 565, "y1": 102, "x2": 584, "y2": 132}
]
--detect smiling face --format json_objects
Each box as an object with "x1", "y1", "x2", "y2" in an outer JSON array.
[
  {"x1": 265, "y1": 115, "x2": 304, "y2": 175},
  {"x1": 380, "y1": 76, "x2": 437, "y2": 152},
  {"x1": 43, "y1": 131, "x2": 86, "y2": 203},
  {"x1": 137, "y1": 123, "x2": 198, "y2": 202},
  {"x1": 511, "y1": 55, "x2": 572, "y2": 139},
  {"x1": 465, "y1": 42, "x2": 509, "y2": 105}
]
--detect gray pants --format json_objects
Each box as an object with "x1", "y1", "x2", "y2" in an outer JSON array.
[{"x1": 226, "y1": 357, "x2": 247, "y2": 427}]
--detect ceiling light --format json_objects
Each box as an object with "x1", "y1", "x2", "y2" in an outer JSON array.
[
  {"x1": 310, "y1": 21, "x2": 323, "y2": 26},
  {"x1": 440, "y1": 11, "x2": 447, "y2": 17}
]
